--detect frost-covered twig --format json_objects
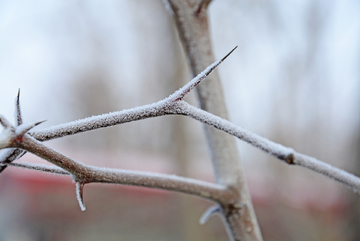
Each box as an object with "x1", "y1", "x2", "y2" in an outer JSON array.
[
  {"x1": 18, "y1": 133, "x2": 232, "y2": 204},
  {"x1": 0, "y1": 47, "x2": 235, "y2": 170},
  {"x1": 0, "y1": 116, "x2": 234, "y2": 209},
  {"x1": 0, "y1": 161, "x2": 69, "y2": 175},
  {"x1": 29, "y1": 47, "x2": 235, "y2": 142},
  {"x1": 174, "y1": 102, "x2": 360, "y2": 193}
]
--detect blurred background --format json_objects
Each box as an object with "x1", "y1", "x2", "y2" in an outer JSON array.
[{"x1": 0, "y1": 0, "x2": 359, "y2": 240}]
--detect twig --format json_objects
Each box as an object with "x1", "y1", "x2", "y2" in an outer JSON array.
[
  {"x1": 0, "y1": 162, "x2": 69, "y2": 175},
  {"x1": 0, "y1": 47, "x2": 234, "y2": 169},
  {"x1": 0, "y1": 116, "x2": 234, "y2": 209},
  {"x1": 174, "y1": 102, "x2": 360, "y2": 193}
]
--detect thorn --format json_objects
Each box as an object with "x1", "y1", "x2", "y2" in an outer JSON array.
[
  {"x1": 221, "y1": 46, "x2": 238, "y2": 62},
  {"x1": 15, "y1": 89, "x2": 23, "y2": 126},
  {"x1": 76, "y1": 182, "x2": 86, "y2": 211},
  {"x1": 169, "y1": 46, "x2": 238, "y2": 102},
  {"x1": 199, "y1": 205, "x2": 220, "y2": 225},
  {"x1": 15, "y1": 120, "x2": 46, "y2": 138},
  {"x1": 0, "y1": 115, "x2": 14, "y2": 130}
]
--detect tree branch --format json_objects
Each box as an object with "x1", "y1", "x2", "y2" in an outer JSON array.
[
  {"x1": 0, "y1": 161, "x2": 69, "y2": 175},
  {"x1": 175, "y1": 102, "x2": 360, "y2": 193},
  {"x1": 0, "y1": 115, "x2": 234, "y2": 209},
  {"x1": 0, "y1": 48, "x2": 359, "y2": 197},
  {"x1": 166, "y1": 0, "x2": 262, "y2": 240}
]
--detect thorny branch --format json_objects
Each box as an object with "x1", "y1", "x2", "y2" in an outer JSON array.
[
  {"x1": 0, "y1": 47, "x2": 360, "y2": 235},
  {"x1": 0, "y1": 115, "x2": 234, "y2": 209}
]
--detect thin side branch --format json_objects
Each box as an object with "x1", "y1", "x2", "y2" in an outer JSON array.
[
  {"x1": 0, "y1": 48, "x2": 233, "y2": 168},
  {"x1": 0, "y1": 162, "x2": 69, "y2": 175},
  {"x1": 0, "y1": 117, "x2": 234, "y2": 205},
  {"x1": 175, "y1": 102, "x2": 360, "y2": 193}
]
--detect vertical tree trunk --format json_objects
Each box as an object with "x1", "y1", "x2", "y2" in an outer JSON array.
[{"x1": 166, "y1": 1, "x2": 263, "y2": 240}]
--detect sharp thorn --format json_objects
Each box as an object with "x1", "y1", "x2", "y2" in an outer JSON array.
[{"x1": 221, "y1": 46, "x2": 238, "y2": 62}]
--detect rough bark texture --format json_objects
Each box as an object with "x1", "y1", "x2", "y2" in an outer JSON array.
[{"x1": 166, "y1": 0, "x2": 263, "y2": 240}]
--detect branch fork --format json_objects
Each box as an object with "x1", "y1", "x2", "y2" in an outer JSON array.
[{"x1": 0, "y1": 115, "x2": 43, "y2": 149}]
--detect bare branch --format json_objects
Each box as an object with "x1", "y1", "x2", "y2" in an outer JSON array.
[
  {"x1": 0, "y1": 49, "x2": 359, "y2": 196},
  {"x1": 3, "y1": 134, "x2": 233, "y2": 205},
  {"x1": 0, "y1": 49, "x2": 237, "y2": 172},
  {"x1": 0, "y1": 50, "x2": 359, "y2": 197},
  {"x1": 30, "y1": 47, "x2": 237, "y2": 143},
  {"x1": 0, "y1": 45, "x2": 358, "y2": 241},
  {"x1": 174, "y1": 102, "x2": 360, "y2": 193}
]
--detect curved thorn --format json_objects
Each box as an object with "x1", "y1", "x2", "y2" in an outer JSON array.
[
  {"x1": 199, "y1": 205, "x2": 220, "y2": 225},
  {"x1": 76, "y1": 182, "x2": 86, "y2": 211}
]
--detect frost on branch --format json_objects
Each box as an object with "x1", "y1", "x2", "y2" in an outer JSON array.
[
  {"x1": 0, "y1": 91, "x2": 26, "y2": 171},
  {"x1": 15, "y1": 121, "x2": 45, "y2": 138},
  {"x1": 0, "y1": 115, "x2": 44, "y2": 149},
  {"x1": 0, "y1": 162, "x2": 70, "y2": 175}
]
